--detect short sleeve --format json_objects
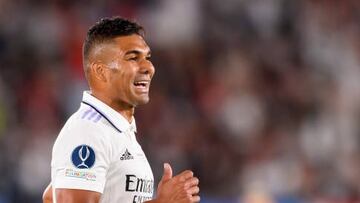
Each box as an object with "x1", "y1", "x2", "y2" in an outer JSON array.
[{"x1": 51, "y1": 119, "x2": 111, "y2": 193}]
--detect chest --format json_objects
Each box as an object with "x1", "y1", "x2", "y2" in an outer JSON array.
[
  {"x1": 106, "y1": 131, "x2": 154, "y2": 192},
  {"x1": 101, "y1": 129, "x2": 154, "y2": 202}
]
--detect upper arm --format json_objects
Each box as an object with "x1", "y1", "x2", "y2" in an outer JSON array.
[
  {"x1": 51, "y1": 119, "x2": 112, "y2": 194},
  {"x1": 55, "y1": 188, "x2": 101, "y2": 203},
  {"x1": 43, "y1": 184, "x2": 52, "y2": 203}
]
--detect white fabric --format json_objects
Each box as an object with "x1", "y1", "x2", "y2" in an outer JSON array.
[{"x1": 51, "y1": 91, "x2": 154, "y2": 203}]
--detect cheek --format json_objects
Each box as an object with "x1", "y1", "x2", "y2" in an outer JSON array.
[
  {"x1": 115, "y1": 71, "x2": 133, "y2": 91},
  {"x1": 109, "y1": 65, "x2": 137, "y2": 91}
]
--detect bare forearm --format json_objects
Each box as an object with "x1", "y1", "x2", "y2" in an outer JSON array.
[
  {"x1": 145, "y1": 200, "x2": 154, "y2": 203},
  {"x1": 145, "y1": 199, "x2": 162, "y2": 203}
]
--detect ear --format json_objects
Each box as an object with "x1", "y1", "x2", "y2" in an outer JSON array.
[{"x1": 90, "y1": 62, "x2": 108, "y2": 82}]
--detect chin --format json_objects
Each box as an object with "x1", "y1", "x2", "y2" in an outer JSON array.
[{"x1": 135, "y1": 97, "x2": 150, "y2": 106}]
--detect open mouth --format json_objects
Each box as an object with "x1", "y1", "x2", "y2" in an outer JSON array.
[
  {"x1": 133, "y1": 80, "x2": 150, "y2": 93},
  {"x1": 133, "y1": 81, "x2": 148, "y2": 87}
]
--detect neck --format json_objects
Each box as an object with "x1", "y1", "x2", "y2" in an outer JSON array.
[{"x1": 91, "y1": 91, "x2": 135, "y2": 123}]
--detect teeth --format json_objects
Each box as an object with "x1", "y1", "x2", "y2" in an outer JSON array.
[{"x1": 134, "y1": 81, "x2": 148, "y2": 86}]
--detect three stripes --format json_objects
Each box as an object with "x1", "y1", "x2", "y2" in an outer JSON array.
[{"x1": 81, "y1": 107, "x2": 102, "y2": 123}]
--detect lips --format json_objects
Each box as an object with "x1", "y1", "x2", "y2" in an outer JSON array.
[
  {"x1": 133, "y1": 79, "x2": 150, "y2": 93},
  {"x1": 133, "y1": 81, "x2": 148, "y2": 87}
]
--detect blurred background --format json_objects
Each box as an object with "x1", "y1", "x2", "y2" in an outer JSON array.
[{"x1": 0, "y1": 0, "x2": 360, "y2": 202}]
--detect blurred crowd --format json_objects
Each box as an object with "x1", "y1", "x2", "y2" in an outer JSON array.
[{"x1": 0, "y1": 0, "x2": 360, "y2": 202}]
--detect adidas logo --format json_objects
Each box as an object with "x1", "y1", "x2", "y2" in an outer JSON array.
[{"x1": 120, "y1": 149, "x2": 134, "y2": 160}]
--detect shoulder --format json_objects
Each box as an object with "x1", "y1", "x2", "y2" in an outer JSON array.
[
  {"x1": 52, "y1": 109, "x2": 114, "y2": 167},
  {"x1": 62, "y1": 104, "x2": 125, "y2": 137},
  {"x1": 60, "y1": 105, "x2": 109, "y2": 138},
  {"x1": 53, "y1": 106, "x2": 113, "y2": 152}
]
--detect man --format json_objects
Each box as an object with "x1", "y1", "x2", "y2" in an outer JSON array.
[{"x1": 43, "y1": 17, "x2": 200, "y2": 203}]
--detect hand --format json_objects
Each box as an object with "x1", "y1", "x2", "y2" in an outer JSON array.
[{"x1": 155, "y1": 163, "x2": 200, "y2": 203}]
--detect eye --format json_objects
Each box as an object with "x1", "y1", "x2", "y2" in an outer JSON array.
[
  {"x1": 146, "y1": 56, "x2": 151, "y2": 60},
  {"x1": 127, "y1": 56, "x2": 138, "y2": 61}
]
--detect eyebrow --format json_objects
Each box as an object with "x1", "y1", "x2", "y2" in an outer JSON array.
[{"x1": 124, "y1": 50, "x2": 151, "y2": 56}]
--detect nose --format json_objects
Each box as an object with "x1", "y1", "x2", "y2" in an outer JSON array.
[{"x1": 140, "y1": 60, "x2": 155, "y2": 76}]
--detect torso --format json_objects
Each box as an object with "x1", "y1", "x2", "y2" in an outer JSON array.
[{"x1": 51, "y1": 92, "x2": 154, "y2": 203}]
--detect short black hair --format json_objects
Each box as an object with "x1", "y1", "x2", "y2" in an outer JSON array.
[{"x1": 83, "y1": 17, "x2": 144, "y2": 71}]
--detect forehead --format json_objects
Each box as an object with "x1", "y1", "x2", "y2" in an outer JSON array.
[{"x1": 112, "y1": 34, "x2": 150, "y2": 54}]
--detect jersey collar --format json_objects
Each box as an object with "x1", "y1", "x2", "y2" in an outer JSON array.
[{"x1": 81, "y1": 91, "x2": 137, "y2": 133}]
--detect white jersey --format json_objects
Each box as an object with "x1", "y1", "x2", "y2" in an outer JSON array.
[{"x1": 51, "y1": 91, "x2": 154, "y2": 203}]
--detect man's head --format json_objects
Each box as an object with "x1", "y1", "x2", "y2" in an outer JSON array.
[{"x1": 83, "y1": 17, "x2": 155, "y2": 108}]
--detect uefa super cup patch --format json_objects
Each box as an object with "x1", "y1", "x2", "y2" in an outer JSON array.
[{"x1": 71, "y1": 145, "x2": 96, "y2": 169}]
